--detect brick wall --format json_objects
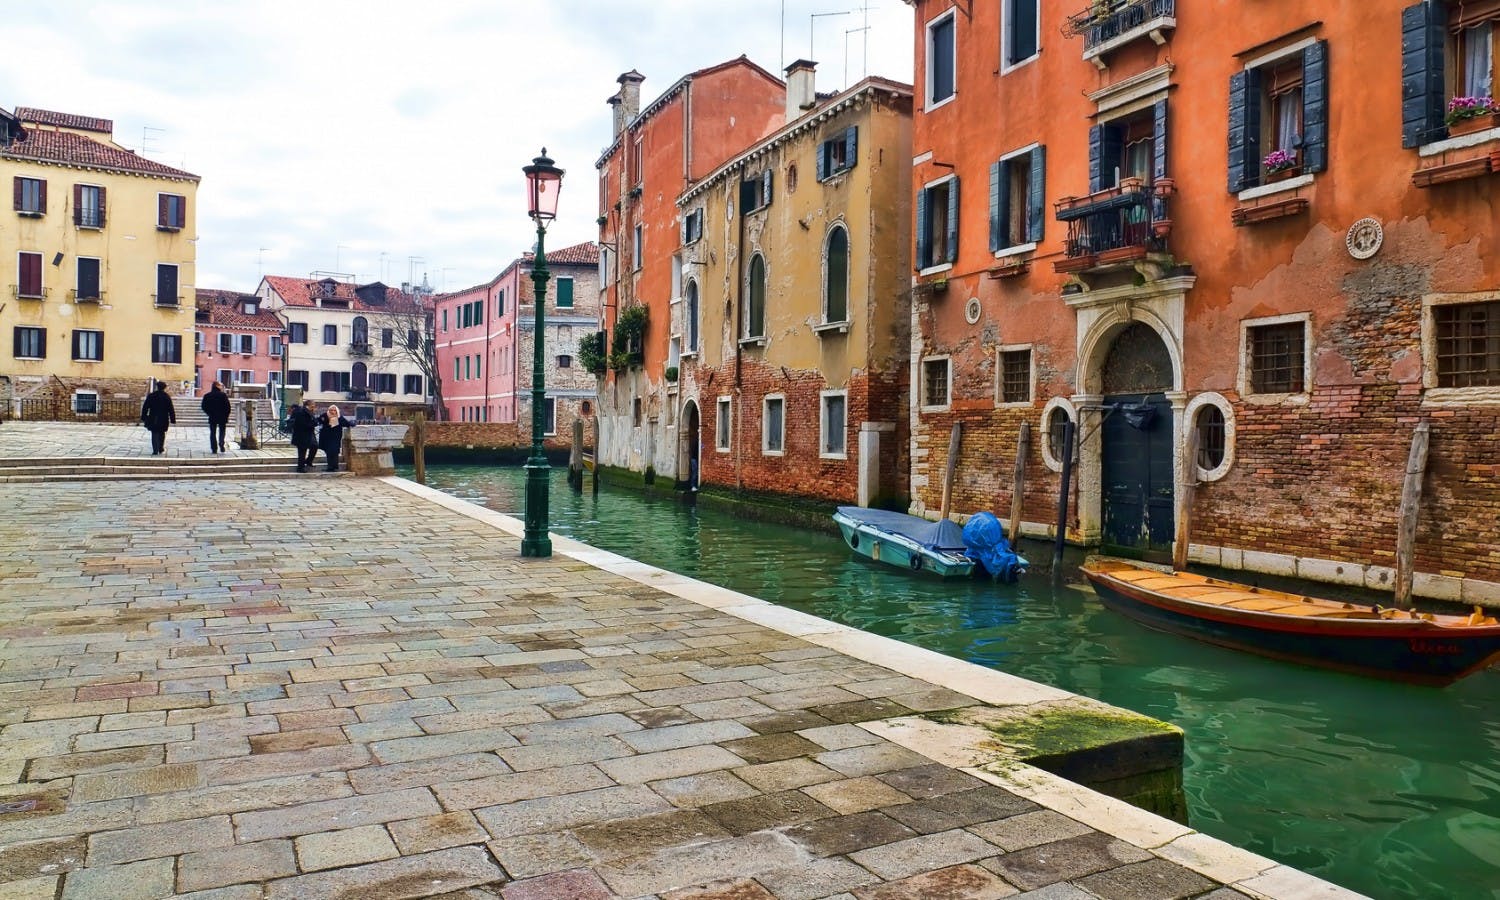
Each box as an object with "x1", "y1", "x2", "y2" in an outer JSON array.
[
  {"x1": 400, "y1": 416, "x2": 590, "y2": 452},
  {"x1": 912, "y1": 406, "x2": 1070, "y2": 530}
]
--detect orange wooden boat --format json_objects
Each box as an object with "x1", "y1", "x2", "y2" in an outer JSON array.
[{"x1": 1081, "y1": 559, "x2": 1500, "y2": 686}]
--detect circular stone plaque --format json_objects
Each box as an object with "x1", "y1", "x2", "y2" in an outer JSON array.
[
  {"x1": 965, "y1": 296, "x2": 982, "y2": 324},
  {"x1": 1346, "y1": 217, "x2": 1383, "y2": 260}
]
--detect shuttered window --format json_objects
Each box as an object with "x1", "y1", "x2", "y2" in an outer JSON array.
[
  {"x1": 1005, "y1": 0, "x2": 1039, "y2": 66},
  {"x1": 155, "y1": 264, "x2": 179, "y2": 306},
  {"x1": 75, "y1": 185, "x2": 104, "y2": 228},
  {"x1": 218, "y1": 333, "x2": 234, "y2": 353},
  {"x1": 1229, "y1": 41, "x2": 1327, "y2": 189},
  {"x1": 14, "y1": 177, "x2": 45, "y2": 214},
  {"x1": 745, "y1": 254, "x2": 767, "y2": 339},
  {"x1": 916, "y1": 177, "x2": 959, "y2": 269},
  {"x1": 816, "y1": 127, "x2": 859, "y2": 181},
  {"x1": 740, "y1": 170, "x2": 774, "y2": 212},
  {"x1": 158, "y1": 193, "x2": 186, "y2": 230},
  {"x1": 928, "y1": 12, "x2": 956, "y2": 105},
  {"x1": 151, "y1": 333, "x2": 182, "y2": 364},
  {"x1": 13, "y1": 326, "x2": 45, "y2": 359},
  {"x1": 76, "y1": 257, "x2": 101, "y2": 300},
  {"x1": 17, "y1": 252, "x2": 42, "y2": 297},
  {"x1": 73, "y1": 329, "x2": 103, "y2": 362},
  {"x1": 989, "y1": 146, "x2": 1046, "y2": 252},
  {"x1": 557, "y1": 276, "x2": 574, "y2": 308}
]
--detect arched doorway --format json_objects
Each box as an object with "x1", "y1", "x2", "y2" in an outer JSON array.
[
  {"x1": 1099, "y1": 322, "x2": 1174, "y2": 559},
  {"x1": 679, "y1": 399, "x2": 701, "y2": 490}
]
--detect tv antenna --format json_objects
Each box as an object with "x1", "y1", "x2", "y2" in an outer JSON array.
[{"x1": 811, "y1": 9, "x2": 852, "y2": 61}]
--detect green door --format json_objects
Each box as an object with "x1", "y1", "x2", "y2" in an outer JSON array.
[{"x1": 1097, "y1": 322, "x2": 1175, "y2": 561}]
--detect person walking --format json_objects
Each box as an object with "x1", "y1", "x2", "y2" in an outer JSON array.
[
  {"x1": 201, "y1": 381, "x2": 232, "y2": 453},
  {"x1": 140, "y1": 380, "x2": 177, "y2": 455},
  {"x1": 289, "y1": 399, "x2": 318, "y2": 472},
  {"x1": 316, "y1": 404, "x2": 356, "y2": 472}
]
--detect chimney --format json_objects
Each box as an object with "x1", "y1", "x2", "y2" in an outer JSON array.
[
  {"x1": 617, "y1": 70, "x2": 645, "y2": 124},
  {"x1": 784, "y1": 59, "x2": 817, "y2": 121},
  {"x1": 609, "y1": 92, "x2": 625, "y2": 137}
]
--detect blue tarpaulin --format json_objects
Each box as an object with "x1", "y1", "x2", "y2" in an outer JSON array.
[
  {"x1": 835, "y1": 507, "x2": 967, "y2": 551},
  {"x1": 961, "y1": 512, "x2": 1028, "y2": 582}
]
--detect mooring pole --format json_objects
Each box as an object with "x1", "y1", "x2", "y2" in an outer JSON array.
[
  {"x1": 412, "y1": 411, "x2": 427, "y2": 486},
  {"x1": 1393, "y1": 421, "x2": 1431, "y2": 609},
  {"x1": 569, "y1": 418, "x2": 584, "y2": 491},
  {"x1": 1173, "y1": 424, "x2": 1200, "y2": 572},
  {"x1": 939, "y1": 422, "x2": 961, "y2": 521},
  {"x1": 1009, "y1": 422, "x2": 1030, "y2": 545},
  {"x1": 1052, "y1": 420, "x2": 1075, "y2": 570}
]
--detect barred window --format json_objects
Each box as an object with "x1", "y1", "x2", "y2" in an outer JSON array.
[
  {"x1": 1000, "y1": 349, "x2": 1031, "y2": 403},
  {"x1": 1195, "y1": 404, "x2": 1227, "y2": 470},
  {"x1": 1047, "y1": 406, "x2": 1072, "y2": 462},
  {"x1": 1248, "y1": 322, "x2": 1305, "y2": 394},
  {"x1": 1434, "y1": 300, "x2": 1500, "y2": 388},
  {"x1": 923, "y1": 358, "x2": 950, "y2": 407}
]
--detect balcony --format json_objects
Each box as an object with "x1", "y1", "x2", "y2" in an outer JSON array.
[
  {"x1": 11, "y1": 285, "x2": 48, "y2": 301},
  {"x1": 68, "y1": 289, "x2": 105, "y2": 304},
  {"x1": 346, "y1": 388, "x2": 370, "y2": 401},
  {"x1": 153, "y1": 294, "x2": 181, "y2": 308},
  {"x1": 1054, "y1": 178, "x2": 1174, "y2": 275},
  {"x1": 1064, "y1": 0, "x2": 1175, "y2": 69},
  {"x1": 349, "y1": 342, "x2": 372, "y2": 358}
]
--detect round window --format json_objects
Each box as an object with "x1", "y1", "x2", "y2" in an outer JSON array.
[{"x1": 1195, "y1": 404, "x2": 1226, "y2": 471}]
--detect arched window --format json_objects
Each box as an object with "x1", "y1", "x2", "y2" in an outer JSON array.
[
  {"x1": 824, "y1": 225, "x2": 849, "y2": 324},
  {"x1": 1195, "y1": 404, "x2": 1226, "y2": 470},
  {"x1": 1047, "y1": 406, "x2": 1072, "y2": 464},
  {"x1": 351, "y1": 361, "x2": 368, "y2": 391},
  {"x1": 746, "y1": 254, "x2": 766, "y2": 339},
  {"x1": 686, "y1": 280, "x2": 700, "y2": 352},
  {"x1": 352, "y1": 316, "x2": 369, "y2": 346}
]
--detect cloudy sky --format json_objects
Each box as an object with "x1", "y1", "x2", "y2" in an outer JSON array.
[{"x1": 3, "y1": 1, "x2": 914, "y2": 295}]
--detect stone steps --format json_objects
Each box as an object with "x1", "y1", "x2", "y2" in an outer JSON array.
[{"x1": 0, "y1": 454, "x2": 337, "y2": 483}]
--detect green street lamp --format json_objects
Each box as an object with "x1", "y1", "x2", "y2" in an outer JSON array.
[{"x1": 521, "y1": 148, "x2": 564, "y2": 558}]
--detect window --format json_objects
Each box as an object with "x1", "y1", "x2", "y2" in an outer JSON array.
[
  {"x1": 927, "y1": 10, "x2": 956, "y2": 106},
  {"x1": 557, "y1": 277, "x2": 574, "y2": 308},
  {"x1": 683, "y1": 208, "x2": 703, "y2": 244},
  {"x1": 1047, "y1": 406, "x2": 1073, "y2": 463},
  {"x1": 352, "y1": 316, "x2": 368, "y2": 345},
  {"x1": 817, "y1": 127, "x2": 858, "y2": 181},
  {"x1": 1004, "y1": 0, "x2": 1040, "y2": 68},
  {"x1": 75, "y1": 184, "x2": 105, "y2": 228},
  {"x1": 240, "y1": 334, "x2": 256, "y2": 355},
  {"x1": 763, "y1": 396, "x2": 785, "y2": 454},
  {"x1": 323, "y1": 324, "x2": 338, "y2": 345},
  {"x1": 158, "y1": 193, "x2": 186, "y2": 230},
  {"x1": 740, "y1": 170, "x2": 773, "y2": 213},
  {"x1": 151, "y1": 333, "x2": 182, "y2": 364},
  {"x1": 289, "y1": 323, "x2": 308, "y2": 344},
  {"x1": 1248, "y1": 321, "x2": 1307, "y2": 394},
  {"x1": 1456, "y1": 21, "x2": 1496, "y2": 101},
  {"x1": 238, "y1": 369, "x2": 254, "y2": 385},
  {"x1": 15, "y1": 177, "x2": 45, "y2": 215},
  {"x1": 745, "y1": 254, "x2": 766, "y2": 339},
  {"x1": 73, "y1": 391, "x2": 98, "y2": 414},
  {"x1": 320, "y1": 371, "x2": 351, "y2": 392},
  {"x1": 155, "y1": 264, "x2": 179, "y2": 307},
  {"x1": 217, "y1": 333, "x2": 233, "y2": 354},
  {"x1": 916, "y1": 177, "x2": 959, "y2": 270},
  {"x1": 72, "y1": 329, "x2": 103, "y2": 362},
  {"x1": 1406, "y1": 3, "x2": 1500, "y2": 146},
  {"x1": 381, "y1": 328, "x2": 393, "y2": 349},
  {"x1": 824, "y1": 225, "x2": 849, "y2": 324},
  {"x1": 216, "y1": 368, "x2": 233, "y2": 386},
  {"x1": 76, "y1": 257, "x2": 101, "y2": 301},
  {"x1": 497, "y1": 290, "x2": 506, "y2": 317},
  {"x1": 686, "y1": 280, "x2": 700, "y2": 352},
  {"x1": 544, "y1": 397, "x2": 557, "y2": 435},
  {"x1": 716, "y1": 397, "x2": 732, "y2": 450},
  {"x1": 454, "y1": 357, "x2": 461, "y2": 382},
  {"x1": 633, "y1": 397, "x2": 643, "y2": 427},
  {"x1": 464, "y1": 355, "x2": 472, "y2": 380},
  {"x1": 633, "y1": 225, "x2": 643, "y2": 270},
  {"x1": 371, "y1": 373, "x2": 397, "y2": 394},
  {"x1": 268, "y1": 371, "x2": 282, "y2": 389},
  {"x1": 990, "y1": 146, "x2": 1045, "y2": 251},
  {"x1": 788, "y1": 162, "x2": 799, "y2": 192},
  {"x1": 195, "y1": 331, "x2": 203, "y2": 352},
  {"x1": 406, "y1": 329, "x2": 419, "y2": 350},
  {"x1": 289, "y1": 370, "x2": 309, "y2": 389},
  {"x1": 1195, "y1": 404, "x2": 1227, "y2": 470},
  {"x1": 404, "y1": 374, "x2": 423, "y2": 395},
  {"x1": 442, "y1": 309, "x2": 449, "y2": 332},
  {"x1": 581, "y1": 400, "x2": 592, "y2": 415},
  {"x1": 821, "y1": 392, "x2": 847, "y2": 456},
  {"x1": 13, "y1": 326, "x2": 45, "y2": 359},
  {"x1": 1230, "y1": 42, "x2": 1327, "y2": 188},
  {"x1": 1434, "y1": 299, "x2": 1500, "y2": 387},
  {"x1": 922, "y1": 357, "x2": 951, "y2": 408},
  {"x1": 999, "y1": 348, "x2": 1032, "y2": 404},
  {"x1": 558, "y1": 354, "x2": 572, "y2": 368},
  {"x1": 473, "y1": 300, "x2": 484, "y2": 326},
  {"x1": 632, "y1": 137, "x2": 644, "y2": 188},
  {"x1": 270, "y1": 334, "x2": 283, "y2": 357},
  {"x1": 17, "y1": 251, "x2": 42, "y2": 298}
]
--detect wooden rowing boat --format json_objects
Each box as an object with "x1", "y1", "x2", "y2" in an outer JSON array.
[{"x1": 1080, "y1": 559, "x2": 1500, "y2": 686}]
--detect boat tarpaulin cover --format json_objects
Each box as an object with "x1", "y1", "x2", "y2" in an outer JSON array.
[
  {"x1": 836, "y1": 507, "x2": 967, "y2": 551},
  {"x1": 961, "y1": 511, "x2": 1028, "y2": 579}
]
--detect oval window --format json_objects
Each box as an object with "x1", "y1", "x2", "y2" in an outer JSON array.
[{"x1": 1196, "y1": 404, "x2": 1226, "y2": 470}]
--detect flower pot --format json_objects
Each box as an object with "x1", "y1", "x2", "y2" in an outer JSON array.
[
  {"x1": 1152, "y1": 177, "x2": 1176, "y2": 197},
  {"x1": 1151, "y1": 219, "x2": 1173, "y2": 238},
  {"x1": 1447, "y1": 112, "x2": 1498, "y2": 138},
  {"x1": 1118, "y1": 176, "x2": 1144, "y2": 194},
  {"x1": 1265, "y1": 167, "x2": 1297, "y2": 184}
]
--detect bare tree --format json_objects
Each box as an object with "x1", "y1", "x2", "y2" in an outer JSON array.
[{"x1": 365, "y1": 292, "x2": 445, "y2": 419}]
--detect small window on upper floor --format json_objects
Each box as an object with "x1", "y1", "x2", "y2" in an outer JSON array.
[
  {"x1": 823, "y1": 225, "x2": 849, "y2": 325},
  {"x1": 557, "y1": 276, "x2": 574, "y2": 308},
  {"x1": 14, "y1": 177, "x2": 45, "y2": 216},
  {"x1": 1003, "y1": 0, "x2": 1039, "y2": 69},
  {"x1": 990, "y1": 146, "x2": 1045, "y2": 252},
  {"x1": 1247, "y1": 320, "x2": 1307, "y2": 395},
  {"x1": 682, "y1": 208, "x2": 703, "y2": 244},
  {"x1": 75, "y1": 184, "x2": 105, "y2": 229},
  {"x1": 158, "y1": 193, "x2": 186, "y2": 230},
  {"x1": 817, "y1": 127, "x2": 858, "y2": 181},
  {"x1": 916, "y1": 177, "x2": 959, "y2": 270},
  {"x1": 740, "y1": 169, "x2": 773, "y2": 213},
  {"x1": 927, "y1": 10, "x2": 957, "y2": 107},
  {"x1": 1230, "y1": 41, "x2": 1328, "y2": 190}
]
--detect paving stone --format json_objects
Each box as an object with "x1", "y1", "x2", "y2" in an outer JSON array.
[
  {"x1": 499, "y1": 868, "x2": 615, "y2": 900},
  {"x1": 782, "y1": 809, "x2": 917, "y2": 857},
  {"x1": 135, "y1": 771, "x2": 353, "y2": 824},
  {"x1": 61, "y1": 857, "x2": 175, "y2": 900},
  {"x1": 816, "y1": 744, "x2": 934, "y2": 778},
  {"x1": 234, "y1": 787, "x2": 441, "y2": 841},
  {"x1": 477, "y1": 784, "x2": 672, "y2": 839},
  {"x1": 177, "y1": 839, "x2": 297, "y2": 893},
  {"x1": 351, "y1": 753, "x2": 513, "y2": 794},
  {"x1": 498, "y1": 735, "x2": 634, "y2": 772},
  {"x1": 802, "y1": 775, "x2": 914, "y2": 815},
  {"x1": 0, "y1": 874, "x2": 59, "y2": 900},
  {"x1": 877, "y1": 764, "x2": 986, "y2": 799},
  {"x1": 810, "y1": 698, "x2": 914, "y2": 725},
  {"x1": 733, "y1": 757, "x2": 841, "y2": 792},
  {"x1": 508, "y1": 712, "x2": 642, "y2": 743},
  {"x1": 849, "y1": 828, "x2": 1001, "y2": 881},
  {"x1": 574, "y1": 808, "x2": 730, "y2": 860},
  {"x1": 755, "y1": 857, "x2": 882, "y2": 900},
  {"x1": 371, "y1": 729, "x2": 521, "y2": 764},
  {"x1": 986, "y1": 833, "x2": 1155, "y2": 891},
  {"x1": 248, "y1": 727, "x2": 347, "y2": 754},
  {"x1": 628, "y1": 706, "x2": 702, "y2": 728},
  {"x1": 622, "y1": 720, "x2": 756, "y2": 753},
  {"x1": 88, "y1": 814, "x2": 234, "y2": 864},
  {"x1": 263, "y1": 845, "x2": 504, "y2": 899},
  {"x1": 700, "y1": 788, "x2": 837, "y2": 836},
  {"x1": 881, "y1": 786, "x2": 1037, "y2": 834},
  {"x1": 660, "y1": 877, "x2": 777, "y2": 899},
  {"x1": 598, "y1": 745, "x2": 746, "y2": 785},
  {"x1": 486, "y1": 832, "x2": 597, "y2": 879},
  {"x1": 1072, "y1": 858, "x2": 1216, "y2": 900},
  {"x1": 969, "y1": 811, "x2": 1093, "y2": 852},
  {"x1": 73, "y1": 724, "x2": 192, "y2": 752},
  {"x1": 0, "y1": 798, "x2": 134, "y2": 845},
  {"x1": 434, "y1": 763, "x2": 614, "y2": 811},
  {"x1": 71, "y1": 762, "x2": 199, "y2": 802},
  {"x1": 388, "y1": 811, "x2": 489, "y2": 854},
  {"x1": 198, "y1": 743, "x2": 372, "y2": 786},
  {"x1": 295, "y1": 822, "x2": 401, "y2": 871},
  {"x1": 595, "y1": 831, "x2": 806, "y2": 898},
  {"x1": 720, "y1": 731, "x2": 824, "y2": 764},
  {"x1": 851, "y1": 863, "x2": 1018, "y2": 899},
  {"x1": 649, "y1": 769, "x2": 760, "y2": 809},
  {"x1": 0, "y1": 834, "x2": 86, "y2": 881}
]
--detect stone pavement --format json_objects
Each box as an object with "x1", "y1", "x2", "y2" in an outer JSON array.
[
  {"x1": 0, "y1": 473, "x2": 1365, "y2": 899},
  {"x1": 0, "y1": 422, "x2": 291, "y2": 460}
]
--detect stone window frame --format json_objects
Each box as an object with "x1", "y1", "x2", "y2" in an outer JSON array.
[
  {"x1": 1001, "y1": 0, "x2": 1041, "y2": 74},
  {"x1": 920, "y1": 355, "x2": 952, "y2": 412},
  {"x1": 925, "y1": 7, "x2": 958, "y2": 111},
  {"x1": 1238, "y1": 311, "x2": 1312, "y2": 405},
  {"x1": 1184, "y1": 391, "x2": 1236, "y2": 482},
  {"x1": 72, "y1": 390, "x2": 99, "y2": 415},
  {"x1": 995, "y1": 343, "x2": 1034, "y2": 408},
  {"x1": 1421, "y1": 290, "x2": 1500, "y2": 406},
  {"x1": 819, "y1": 219, "x2": 851, "y2": 331},
  {"x1": 762, "y1": 393, "x2": 786, "y2": 456},
  {"x1": 1039, "y1": 396, "x2": 1077, "y2": 473},
  {"x1": 820, "y1": 389, "x2": 848, "y2": 459},
  {"x1": 716, "y1": 395, "x2": 732, "y2": 452}
]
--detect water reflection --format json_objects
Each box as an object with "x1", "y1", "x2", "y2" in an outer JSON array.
[{"x1": 409, "y1": 465, "x2": 1500, "y2": 900}]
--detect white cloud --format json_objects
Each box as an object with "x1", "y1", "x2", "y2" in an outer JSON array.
[{"x1": 1, "y1": 0, "x2": 913, "y2": 293}]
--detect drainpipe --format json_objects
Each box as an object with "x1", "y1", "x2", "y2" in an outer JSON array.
[
  {"x1": 732, "y1": 173, "x2": 747, "y2": 490},
  {"x1": 483, "y1": 284, "x2": 493, "y2": 420}
]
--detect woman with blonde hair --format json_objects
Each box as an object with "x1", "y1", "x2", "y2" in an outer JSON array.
[{"x1": 315, "y1": 404, "x2": 357, "y2": 472}]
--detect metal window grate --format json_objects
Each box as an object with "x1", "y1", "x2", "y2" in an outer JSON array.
[
  {"x1": 1435, "y1": 301, "x2": 1500, "y2": 388},
  {"x1": 1000, "y1": 350, "x2": 1031, "y2": 403},
  {"x1": 923, "y1": 359, "x2": 949, "y2": 407},
  {"x1": 1195, "y1": 404, "x2": 1226, "y2": 469},
  {"x1": 1249, "y1": 322, "x2": 1305, "y2": 394}
]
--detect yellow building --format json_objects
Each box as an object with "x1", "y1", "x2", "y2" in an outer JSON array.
[
  {"x1": 676, "y1": 67, "x2": 913, "y2": 506},
  {"x1": 0, "y1": 107, "x2": 199, "y2": 417}
]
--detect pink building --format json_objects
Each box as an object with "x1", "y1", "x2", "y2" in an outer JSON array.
[{"x1": 193, "y1": 289, "x2": 284, "y2": 395}]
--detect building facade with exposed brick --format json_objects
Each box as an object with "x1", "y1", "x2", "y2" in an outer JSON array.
[
  {"x1": 594, "y1": 58, "x2": 788, "y2": 480},
  {"x1": 679, "y1": 67, "x2": 914, "y2": 505},
  {"x1": 904, "y1": 0, "x2": 1500, "y2": 600}
]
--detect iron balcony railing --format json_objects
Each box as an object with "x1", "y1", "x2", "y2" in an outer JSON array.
[
  {"x1": 11, "y1": 284, "x2": 49, "y2": 300},
  {"x1": 1055, "y1": 180, "x2": 1172, "y2": 261},
  {"x1": 1065, "y1": 0, "x2": 1175, "y2": 52},
  {"x1": 153, "y1": 294, "x2": 182, "y2": 308}
]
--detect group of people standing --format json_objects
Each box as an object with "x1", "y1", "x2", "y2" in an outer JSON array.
[{"x1": 140, "y1": 382, "x2": 354, "y2": 471}]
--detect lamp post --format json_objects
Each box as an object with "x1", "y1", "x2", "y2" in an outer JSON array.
[
  {"x1": 521, "y1": 148, "x2": 564, "y2": 558},
  {"x1": 278, "y1": 329, "x2": 289, "y2": 418}
]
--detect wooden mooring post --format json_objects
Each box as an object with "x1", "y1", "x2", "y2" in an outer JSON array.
[
  {"x1": 568, "y1": 419, "x2": 584, "y2": 490},
  {"x1": 1172, "y1": 425, "x2": 1200, "y2": 572},
  {"x1": 1052, "y1": 420, "x2": 1076, "y2": 570},
  {"x1": 412, "y1": 412, "x2": 427, "y2": 485},
  {"x1": 1009, "y1": 423, "x2": 1030, "y2": 545},
  {"x1": 939, "y1": 423, "x2": 961, "y2": 520},
  {"x1": 1393, "y1": 421, "x2": 1431, "y2": 609}
]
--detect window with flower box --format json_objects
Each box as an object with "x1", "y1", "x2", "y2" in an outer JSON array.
[
  {"x1": 1403, "y1": 1, "x2": 1500, "y2": 147},
  {"x1": 1229, "y1": 40, "x2": 1327, "y2": 190}
]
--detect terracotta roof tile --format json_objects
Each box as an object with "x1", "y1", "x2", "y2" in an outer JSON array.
[
  {"x1": 262, "y1": 276, "x2": 429, "y2": 313},
  {"x1": 3, "y1": 127, "x2": 198, "y2": 180},
  {"x1": 15, "y1": 107, "x2": 113, "y2": 134},
  {"x1": 197, "y1": 289, "x2": 282, "y2": 329},
  {"x1": 542, "y1": 241, "x2": 599, "y2": 265}
]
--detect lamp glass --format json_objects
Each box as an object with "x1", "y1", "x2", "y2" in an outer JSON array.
[{"x1": 524, "y1": 150, "x2": 565, "y2": 222}]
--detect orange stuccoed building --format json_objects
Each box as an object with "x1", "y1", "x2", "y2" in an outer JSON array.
[{"x1": 905, "y1": 0, "x2": 1500, "y2": 600}]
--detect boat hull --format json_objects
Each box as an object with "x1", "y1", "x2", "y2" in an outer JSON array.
[
  {"x1": 833, "y1": 513, "x2": 975, "y2": 578},
  {"x1": 1083, "y1": 565, "x2": 1500, "y2": 686}
]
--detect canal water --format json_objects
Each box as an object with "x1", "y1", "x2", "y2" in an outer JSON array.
[{"x1": 406, "y1": 464, "x2": 1500, "y2": 900}]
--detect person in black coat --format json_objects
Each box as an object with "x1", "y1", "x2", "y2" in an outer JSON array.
[
  {"x1": 315, "y1": 404, "x2": 356, "y2": 472},
  {"x1": 201, "y1": 381, "x2": 232, "y2": 453},
  {"x1": 140, "y1": 380, "x2": 177, "y2": 455},
  {"x1": 289, "y1": 399, "x2": 318, "y2": 471}
]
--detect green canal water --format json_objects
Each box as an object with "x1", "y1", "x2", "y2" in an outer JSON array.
[{"x1": 406, "y1": 464, "x2": 1500, "y2": 900}]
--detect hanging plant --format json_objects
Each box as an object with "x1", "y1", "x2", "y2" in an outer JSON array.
[
  {"x1": 578, "y1": 331, "x2": 607, "y2": 375},
  {"x1": 612, "y1": 304, "x2": 649, "y2": 368}
]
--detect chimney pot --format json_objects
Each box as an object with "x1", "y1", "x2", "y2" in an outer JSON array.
[{"x1": 784, "y1": 59, "x2": 818, "y2": 121}]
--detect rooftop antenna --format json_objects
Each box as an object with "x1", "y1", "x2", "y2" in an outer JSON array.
[
  {"x1": 257, "y1": 247, "x2": 270, "y2": 280},
  {"x1": 811, "y1": 9, "x2": 852, "y2": 61},
  {"x1": 378, "y1": 251, "x2": 390, "y2": 283},
  {"x1": 845, "y1": 26, "x2": 870, "y2": 88},
  {"x1": 780, "y1": 0, "x2": 786, "y2": 73},
  {"x1": 407, "y1": 256, "x2": 425, "y2": 289},
  {"x1": 141, "y1": 125, "x2": 164, "y2": 156}
]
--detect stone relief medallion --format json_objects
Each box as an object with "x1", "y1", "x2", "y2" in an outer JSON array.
[
  {"x1": 1346, "y1": 217, "x2": 1383, "y2": 260},
  {"x1": 965, "y1": 296, "x2": 982, "y2": 325}
]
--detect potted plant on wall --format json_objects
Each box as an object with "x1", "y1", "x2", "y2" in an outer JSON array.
[
  {"x1": 1262, "y1": 149, "x2": 1298, "y2": 183},
  {"x1": 664, "y1": 365, "x2": 679, "y2": 383},
  {"x1": 1446, "y1": 96, "x2": 1500, "y2": 137}
]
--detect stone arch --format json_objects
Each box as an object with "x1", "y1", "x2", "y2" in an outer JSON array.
[{"x1": 1077, "y1": 305, "x2": 1183, "y2": 396}]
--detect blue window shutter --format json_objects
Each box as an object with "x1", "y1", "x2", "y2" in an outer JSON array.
[
  {"x1": 916, "y1": 187, "x2": 930, "y2": 269},
  {"x1": 1028, "y1": 145, "x2": 1046, "y2": 244},
  {"x1": 989, "y1": 161, "x2": 1003, "y2": 252},
  {"x1": 816, "y1": 141, "x2": 828, "y2": 181},
  {"x1": 945, "y1": 178, "x2": 960, "y2": 264},
  {"x1": 1227, "y1": 69, "x2": 1262, "y2": 192},
  {"x1": 1401, "y1": 2, "x2": 1445, "y2": 148},
  {"x1": 1089, "y1": 125, "x2": 1123, "y2": 192},
  {"x1": 1302, "y1": 41, "x2": 1329, "y2": 173},
  {"x1": 1088, "y1": 125, "x2": 1104, "y2": 192},
  {"x1": 1152, "y1": 100, "x2": 1169, "y2": 180},
  {"x1": 762, "y1": 169, "x2": 773, "y2": 206},
  {"x1": 844, "y1": 126, "x2": 858, "y2": 170}
]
